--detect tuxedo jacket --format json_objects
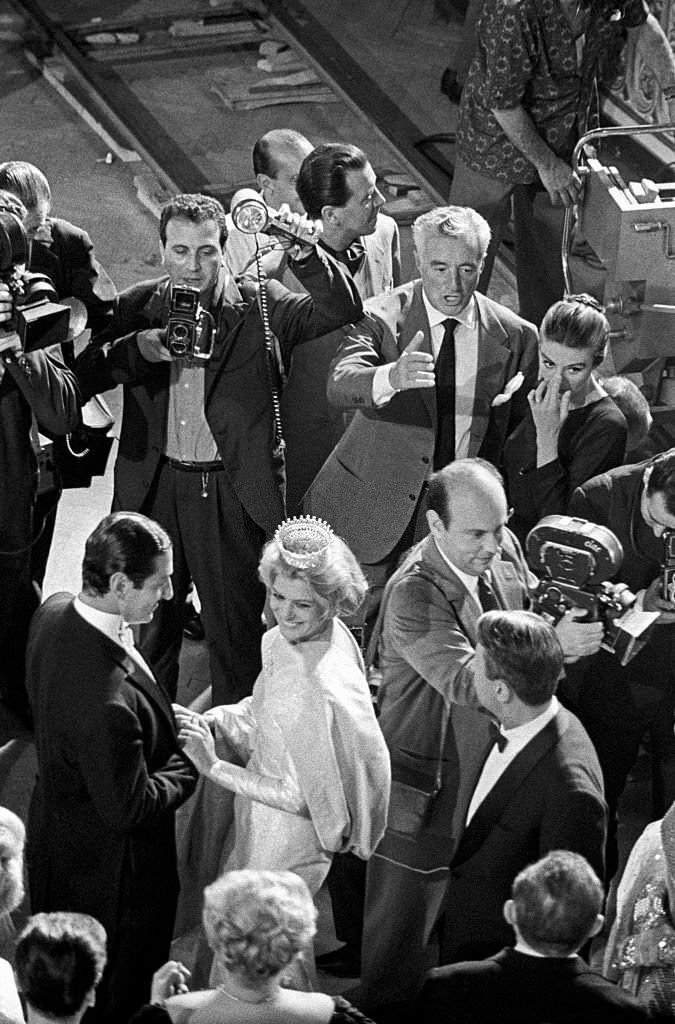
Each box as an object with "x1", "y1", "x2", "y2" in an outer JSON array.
[
  {"x1": 441, "y1": 707, "x2": 606, "y2": 964},
  {"x1": 75, "y1": 252, "x2": 361, "y2": 535},
  {"x1": 26, "y1": 594, "x2": 197, "y2": 942},
  {"x1": 303, "y1": 282, "x2": 537, "y2": 563},
  {"x1": 418, "y1": 947, "x2": 652, "y2": 1024}
]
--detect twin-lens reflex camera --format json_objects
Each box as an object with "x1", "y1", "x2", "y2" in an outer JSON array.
[{"x1": 165, "y1": 285, "x2": 215, "y2": 362}]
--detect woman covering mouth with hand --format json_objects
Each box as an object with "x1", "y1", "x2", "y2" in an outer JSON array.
[{"x1": 503, "y1": 293, "x2": 627, "y2": 544}]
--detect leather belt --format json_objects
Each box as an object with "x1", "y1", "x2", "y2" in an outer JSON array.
[{"x1": 164, "y1": 457, "x2": 223, "y2": 472}]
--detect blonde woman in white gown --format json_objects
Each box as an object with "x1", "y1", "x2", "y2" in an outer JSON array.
[{"x1": 174, "y1": 517, "x2": 390, "y2": 987}]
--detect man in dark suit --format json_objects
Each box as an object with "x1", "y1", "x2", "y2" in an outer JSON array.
[
  {"x1": 356, "y1": 460, "x2": 604, "y2": 1011},
  {"x1": 76, "y1": 192, "x2": 361, "y2": 703},
  {"x1": 568, "y1": 449, "x2": 675, "y2": 880},
  {"x1": 0, "y1": 160, "x2": 116, "y2": 588},
  {"x1": 418, "y1": 850, "x2": 651, "y2": 1024},
  {"x1": 26, "y1": 512, "x2": 198, "y2": 1024},
  {"x1": 440, "y1": 609, "x2": 606, "y2": 964},
  {"x1": 304, "y1": 204, "x2": 538, "y2": 575}
]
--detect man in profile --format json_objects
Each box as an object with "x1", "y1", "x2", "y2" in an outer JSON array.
[{"x1": 26, "y1": 512, "x2": 197, "y2": 1024}]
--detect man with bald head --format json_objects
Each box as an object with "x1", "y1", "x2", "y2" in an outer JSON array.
[
  {"x1": 356, "y1": 458, "x2": 603, "y2": 1014},
  {"x1": 224, "y1": 129, "x2": 313, "y2": 277}
]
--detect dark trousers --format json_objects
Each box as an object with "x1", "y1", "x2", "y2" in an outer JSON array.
[
  {"x1": 139, "y1": 459, "x2": 266, "y2": 704},
  {"x1": 84, "y1": 894, "x2": 176, "y2": 1024},
  {"x1": 577, "y1": 661, "x2": 675, "y2": 882},
  {"x1": 30, "y1": 485, "x2": 61, "y2": 587},
  {"x1": 325, "y1": 852, "x2": 367, "y2": 955},
  {"x1": 0, "y1": 548, "x2": 37, "y2": 715},
  {"x1": 449, "y1": 156, "x2": 566, "y2": 325}
]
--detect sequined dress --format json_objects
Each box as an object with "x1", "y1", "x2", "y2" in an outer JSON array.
[{"x1": 604, "y1": 821, "x2": 675, "y2": 1016}]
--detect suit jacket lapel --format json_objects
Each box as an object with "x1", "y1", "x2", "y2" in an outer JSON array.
[
  {"x1": 452, "y1": 710, "x2": 567, "y2": 868},
  {"x1": 469, "y1": 293, "x2": 510, "y2": 456},
  {"x1": 361, "y1": 230, "x2": 385, "y2": 295},
  {"x1": 72, "y1": 609, "x2": 178, "y2": 735},
  {"x1": 490, "y1": 556, "x2": 528, "y2": 613},
  {"x1": 205, "y1": 269, "x2": 247, "y2": 403}
]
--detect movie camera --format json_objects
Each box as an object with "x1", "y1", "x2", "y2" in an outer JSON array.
[
  {"x1": 526, "y1": 515, "x2": 652, "y2": 664},
  {"x1": 0, "y1": 210, "x2": 70, "y2": 352}
]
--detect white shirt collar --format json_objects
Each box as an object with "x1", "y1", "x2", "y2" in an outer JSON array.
[
  {"x1": 514, "y1": 939, "x2": 578, "y2": 960},
  {"x1": 433, "y1": 537, "x2": 482, "y2": 597},
  {"x1": 421, "y1": 289, "x2": 477, "y2": 331},
  {"x1": 502, "y1": 695, "x2": 560, "y2": 740},
  {"x1": 74, "y1": 595, "x2": 126, "y2": 645}
]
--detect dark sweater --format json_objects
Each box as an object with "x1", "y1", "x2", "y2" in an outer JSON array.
[{"x1": 504, "y1": 394, "x2": 627, "y2": 544}]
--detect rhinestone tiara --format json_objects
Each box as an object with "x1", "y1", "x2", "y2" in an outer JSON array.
[{"x1": 274, "y1": 515, "x2": 334, "y2": 570}]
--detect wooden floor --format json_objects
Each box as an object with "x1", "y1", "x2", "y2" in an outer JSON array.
[{"x1": 0, "y1": 0, "x2": 649, "y2": 989}]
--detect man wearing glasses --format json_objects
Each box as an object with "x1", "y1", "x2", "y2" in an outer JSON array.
[{"x1": 569, "y1": 449, "x2": 675, "y2": 882}]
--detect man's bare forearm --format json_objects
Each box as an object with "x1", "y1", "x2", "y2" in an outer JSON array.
[{"x1": 491, "y1": 105, "x2": 581, "y2": 206}]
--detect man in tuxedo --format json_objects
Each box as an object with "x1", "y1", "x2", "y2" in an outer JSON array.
[
  {"x1": 439, "y1": 609, "x2": 606, "y2": 965},
  {"x1": 304, "y1": 204, "x2": 537, "y2": 588},
  {"x1": 568, "y1": 448, "x2": 675, "y2": 880},
  {"x1": 26, "y1": 512, "x2": 198, "y2": 1024},
  {"x1": 418, "y1": 850, "x2": 650, "y2": 1024},
  {"x1": 356, "y1": 459, "x2": 604, "y2": 1011}
]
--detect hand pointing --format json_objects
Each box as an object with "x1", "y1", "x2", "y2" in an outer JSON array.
[{"x1": 388, "y1": 331, "x2": 436, "y2": 392}]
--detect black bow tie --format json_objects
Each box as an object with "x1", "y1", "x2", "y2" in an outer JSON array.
[{"x1": 489, "y1": 720, "x2": 508, "y2": 753}]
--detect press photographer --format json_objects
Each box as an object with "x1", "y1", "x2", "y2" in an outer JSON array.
[
  {"x1": 0, "y1": 161, "x2": 117, "y2": 590},
  {"x1": 75, "y1": 191, "x2": 362, "y2": 706},
  {"x1": 568, "y1": 450, "x2": 675, "y2": 879},
  {"x1": 0, "y1": 189, "x2": 80, "y2": 726}
]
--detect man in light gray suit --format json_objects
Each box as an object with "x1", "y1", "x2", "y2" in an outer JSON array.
[
  {"x1": 304, "y1": 205, "x2": 537, "y2": 583},
  {"x1": 353, "y1": 461, "x2": 604, "y2": 1015}
]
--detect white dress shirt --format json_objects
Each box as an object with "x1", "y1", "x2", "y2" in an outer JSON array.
[
  {"x1": 433, "y1": 537, "x2": 484, "y2": 611},
  {"x1": 466, "y1": 697, "x2": 560, "y2": 825},
  {"x1": 74, "y1": 596, "x2": 156, "y2": 681},
  {"x1": 372, "y1": 291, "x2": 479, "y2": 459}
]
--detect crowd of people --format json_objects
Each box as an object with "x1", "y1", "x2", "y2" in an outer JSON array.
[{"x1": 3, "y1": 0, "x2": 675, "y2": 1017}]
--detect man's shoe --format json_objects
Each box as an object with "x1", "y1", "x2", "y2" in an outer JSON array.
[
  {"x1": 315, "y1": 944, "x2": 361, "y2": 977},
  {"x1": 440, "y1": 67, "x2": 463, "y2": 105}
]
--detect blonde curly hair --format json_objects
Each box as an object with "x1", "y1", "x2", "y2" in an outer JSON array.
[{"x1": 203, "y1": 870, "x2": 317, "y2": 983}]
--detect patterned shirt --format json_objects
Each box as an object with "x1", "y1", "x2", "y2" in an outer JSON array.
[{"x1": 457, "y1": 0, "x2": 648, "y2": 185}]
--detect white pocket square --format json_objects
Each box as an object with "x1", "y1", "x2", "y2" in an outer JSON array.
[{"x1": 491, "y1": 371, "x2": 525, "y2": 407}]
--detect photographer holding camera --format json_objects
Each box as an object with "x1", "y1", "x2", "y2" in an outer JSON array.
[
  {"x1": 0, "y1": 161, "x2": 116, "y2": 589},
  {"x1": 568, "y1": 450, "x2": 675, "y2": 881},
  {"x1": 75, "y1": 192, "x2": 362, "y2": 706},
  {"x1": 0, "y1": 189, "x2": 80, "y2": 725}
]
